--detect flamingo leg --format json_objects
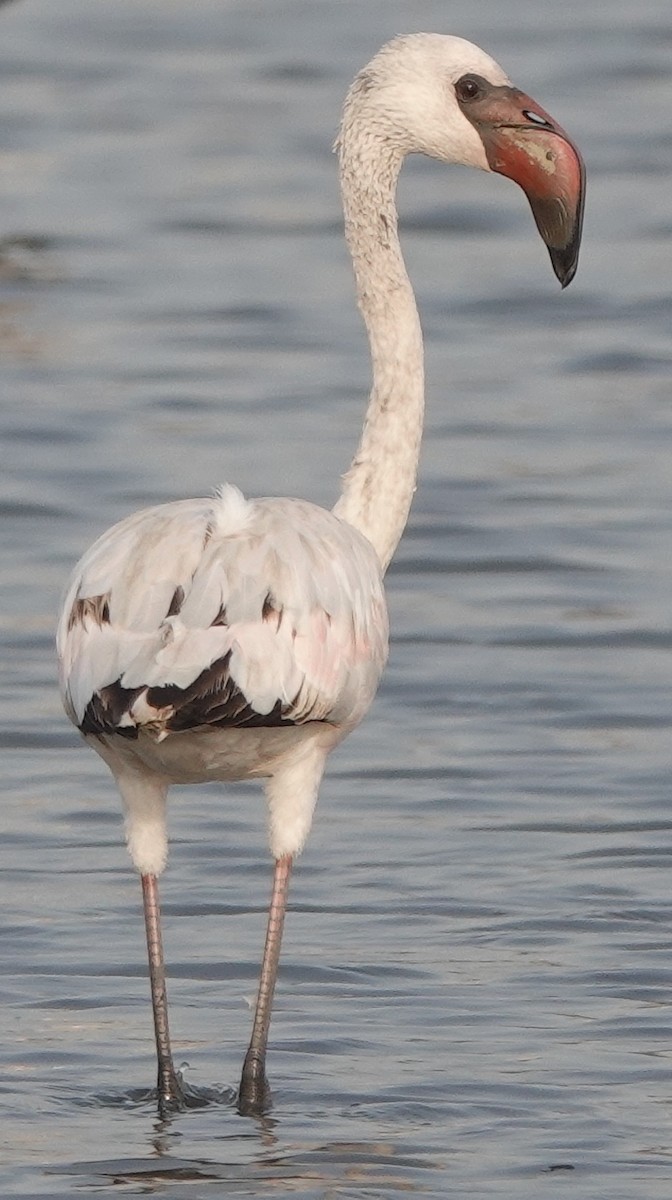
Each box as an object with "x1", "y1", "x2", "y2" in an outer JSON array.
[
  {"x1": 141, "y1": 872, "x2": 184, "y2": 1111},
  {"x1": 238, "y1": 853, "x2": 293, "y2": 1116}
]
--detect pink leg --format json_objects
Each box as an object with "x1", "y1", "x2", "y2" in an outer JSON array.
[
  {"x1": 141, "y1": 873, "x2": 184, "y2": 1111},
  {"x1": 238, "y1": 854, "x2": 293, "y2": 1116}
]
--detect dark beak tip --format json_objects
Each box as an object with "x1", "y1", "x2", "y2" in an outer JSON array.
[
  {"x1": 549, "y1": 240, "x2": 580, "y2": 289},
  {"x1": 556, "y1": 261, "x2": 575, "y2": 290}
]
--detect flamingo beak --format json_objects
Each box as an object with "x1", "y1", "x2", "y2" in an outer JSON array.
[{"x1": 459, "y1": 82, "x2": 585, "y2": 288}]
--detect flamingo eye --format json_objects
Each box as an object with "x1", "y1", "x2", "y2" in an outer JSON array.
[{"x1": 455, "y1": 75, "x2": 484, "y2": 103}]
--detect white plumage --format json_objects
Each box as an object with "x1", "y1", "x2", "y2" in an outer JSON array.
[
  {"x1": 57, "y1": 33, "x2": 584, "y2": 1116},
  {"x1": 58, "y1": 486, "x2": 387, "y2": 874},
  {"x1": 59, "y1": 486, "x2": 386, "y2": 739}
]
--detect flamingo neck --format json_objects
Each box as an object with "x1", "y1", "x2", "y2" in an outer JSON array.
[{"x1": 332, "y1": 117, "x2": 424, "y2": 574}]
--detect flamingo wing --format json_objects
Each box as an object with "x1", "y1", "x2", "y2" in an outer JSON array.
[{"x1": 57, "y1": 486, "x2": 388, "y2": 741}]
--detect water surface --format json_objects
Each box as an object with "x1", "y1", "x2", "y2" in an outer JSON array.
[{"x1": 2, "y1": 1, "x2": 672, "y2": 1196}]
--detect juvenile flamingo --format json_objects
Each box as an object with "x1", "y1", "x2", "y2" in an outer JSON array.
[{"x1": 57, "y1": 33, "x2": 584, "y2": 1116}]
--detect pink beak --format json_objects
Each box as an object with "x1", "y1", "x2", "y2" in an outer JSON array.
[{"x1": 457, "y1": 77, "x2": 585, "y2": 287}]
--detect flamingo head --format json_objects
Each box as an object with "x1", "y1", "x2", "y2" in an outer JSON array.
[{"x1": 346, "y1": 34, "x2": 585, "y2": 287}]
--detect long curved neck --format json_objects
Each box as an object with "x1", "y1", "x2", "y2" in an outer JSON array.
[{"x1": 332, "y1": 109, "x2": 424, "y2": 574}]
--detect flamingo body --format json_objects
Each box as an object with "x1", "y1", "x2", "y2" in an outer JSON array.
[{"x1": 58, "y1": 485, "x2": 387, "y2": 870}]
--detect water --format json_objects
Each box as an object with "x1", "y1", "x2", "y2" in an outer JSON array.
[{"x1": 2, "y1": 0, "x2": 672, "y2": 1195}]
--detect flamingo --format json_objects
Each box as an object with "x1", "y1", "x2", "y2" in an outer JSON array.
[{"x1": 56, "y1": 33, "x2": 584, "y2": 1116}]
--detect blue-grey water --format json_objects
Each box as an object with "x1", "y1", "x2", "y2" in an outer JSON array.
[{"x1": 2, "y1": 0, "x2": 672, "y2": 1196}]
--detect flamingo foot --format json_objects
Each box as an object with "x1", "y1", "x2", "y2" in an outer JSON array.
[
  {"x1": 156, "y1": 1064, "x2": 186, "y2": 1116},
  {"x1": 238, "y1": 1048, "x2": 271, "y2": 1116}
]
